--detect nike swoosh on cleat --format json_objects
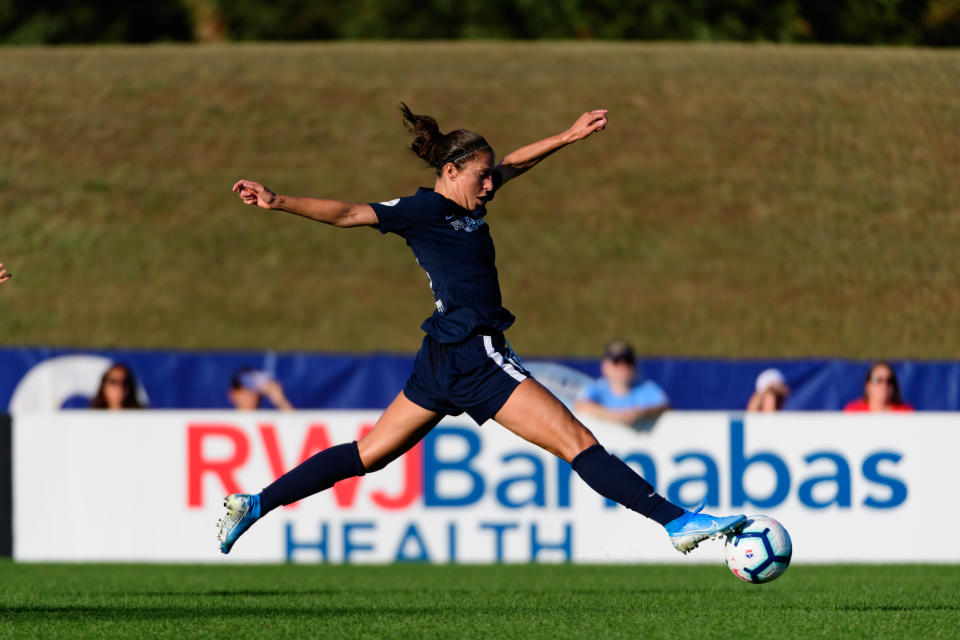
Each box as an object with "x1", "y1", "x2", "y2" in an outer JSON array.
[{"x1": 675, "y1": 521, "x2": 720, "y2": 536}]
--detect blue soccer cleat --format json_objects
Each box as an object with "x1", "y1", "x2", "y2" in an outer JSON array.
[
  {"x1": 217, "y1": 493, "x2": 261, "y2": 554},
  {"x1": 665, "y1": 503, "x2": 746, "y2": 554}
]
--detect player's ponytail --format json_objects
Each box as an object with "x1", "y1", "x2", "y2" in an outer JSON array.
[{"x1": 400, "y1": 103, "x2": 490, "y2": 175}]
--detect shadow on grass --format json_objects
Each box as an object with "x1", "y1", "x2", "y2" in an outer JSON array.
[
  {"x1": 835, "y1": 603, "x2": 960, "y2": 612},
  {"x1": 6, "y1": 599, "x2": 955, "y2": 624},
  {"x1": 0, "y1": 603, "x2": 560, "y2": 622},
  {"x1": 124, "y1": 589, "x2": 343, "y2": 597},
  {"x1": 75, "y1": 585, "x2": 708, "y2": 598}
]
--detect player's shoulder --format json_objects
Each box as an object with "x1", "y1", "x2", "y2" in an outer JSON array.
[
  {"x1": 371, "y1": 188, "x2": 446, "y2": 235},
  {"x1": 374, "y1": 187, "x2": 433, "y2": 207}
]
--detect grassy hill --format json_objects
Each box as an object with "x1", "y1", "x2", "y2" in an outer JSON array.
[{"x1": 1, "y1": 43, "x2": 958, "y2": 358}]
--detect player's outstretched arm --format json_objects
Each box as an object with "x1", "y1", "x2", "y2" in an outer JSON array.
[
  {"x1": 232, "y1": 180, "x2": 378, "y2": 228},
  {"x1": 496, "y1": 109, "x2": 608, "y2": 186}
]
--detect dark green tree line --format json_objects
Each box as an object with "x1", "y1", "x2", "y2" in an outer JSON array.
[{"x1": 2, "y1": 0, "x2": 958, "y2": 45}]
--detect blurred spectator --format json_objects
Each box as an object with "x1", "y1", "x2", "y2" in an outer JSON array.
[
  {"x1": 89, "y1": 363, "x2": 145, "y2": 410},
  {"x1": 228, "y1": 367, "x2": 293, "y2": 411},
  {"x1": 844, "y1": 362, "x2": 914, "y2": 412},
  {"x1": 747, "y1": 368, "x2": 790, "y2": 412},
  {"x1": 574, "y1": 340, "x2": 670, "y2": 426},
  {"x1": 0, "y1": 261, "x2": 11, "y2": 285}
]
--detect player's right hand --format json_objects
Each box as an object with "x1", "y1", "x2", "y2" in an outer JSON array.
[
  {"x1": 0, "y1": 263, "x2": 11, "y2": 285},
  {"x1": 232, "y1": 179, "x2": 277, "y2": 209},
  {"x1": 566, "y1": 109, "x2": 608, "y2": 142}
]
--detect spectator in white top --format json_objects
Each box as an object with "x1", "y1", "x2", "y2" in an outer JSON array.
[
  {"x1": 228, "y1": 368, "x2": 294, "y2": 411},
  {"x1": 747, "y1": 368, "x2": 790, "y2": 412}
]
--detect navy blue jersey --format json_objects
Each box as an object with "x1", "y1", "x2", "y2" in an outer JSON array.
[{"x1": 370, "y1": 187, "x2": 515, "y2": 343}]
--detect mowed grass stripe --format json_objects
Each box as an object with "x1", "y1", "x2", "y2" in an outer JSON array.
[
  {"x1": 2, "y1": 43, "x2": 959, "y2": 357},
  {"x1": 1, "y1": 563, "x2": 958, "y2": 638}
]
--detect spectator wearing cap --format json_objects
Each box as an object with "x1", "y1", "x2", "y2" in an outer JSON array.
[
  {"x1": 844, "y1": 361, "x2": 913, "y2": 412},
  {"x1": 229, "y1": 367, "x2": 294, "y2": 411},
  {"x1": 747, "y1": 368, "x2": 790, "y2": 412},
  {"x1": 574, "y1": 341, "x2": 670, "y2": 426}
]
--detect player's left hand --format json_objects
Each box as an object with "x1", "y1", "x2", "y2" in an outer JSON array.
[
  {"x1": 0, "y1": 262, "x2": 11, "y2": 285},
  {"x1": 566, "y1": 109, "x2": 608, "y2": 142}
]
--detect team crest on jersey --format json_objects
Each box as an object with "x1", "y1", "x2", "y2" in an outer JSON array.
[{"x1": 449, "y1": 215, "x2": 486, "y2": 232}]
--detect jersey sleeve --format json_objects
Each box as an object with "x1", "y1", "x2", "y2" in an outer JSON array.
[{"x1": 369, "y1": 195, "x2": 426, "y2": 236}]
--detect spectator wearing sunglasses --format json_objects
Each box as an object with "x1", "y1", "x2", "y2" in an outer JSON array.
[
  {"x1": 574, "y1": 340, "x2": 670, "y2": 426},
  {"x1": 844, "y1": 362, "x2": 913, "y2": 412},
  {"x1": 89, "y1": 363, "x2": 145, "y2": 410}
]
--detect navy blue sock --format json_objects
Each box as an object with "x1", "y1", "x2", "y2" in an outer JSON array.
[
  {"x1": 259, "y1": 441, "x2": 366, "y2": 515},
  {"x1": 571, "y1": 444, "x2": 684, "y2": 525}
]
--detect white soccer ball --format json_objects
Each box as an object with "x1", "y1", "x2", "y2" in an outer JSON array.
[{"x1": 723, "y1": 515, "x2": 792, "y2": 584}]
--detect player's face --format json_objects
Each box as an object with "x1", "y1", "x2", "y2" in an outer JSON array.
[{"x1": 458, "y1": 150, "x2": 496, "y2": 210}]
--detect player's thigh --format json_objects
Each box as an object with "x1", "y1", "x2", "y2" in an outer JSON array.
[
  {"x1": 493, "y1": 378, "x2": 598, "y2": 462},
  {"x1": 357, "y1": 390, "x2": 443, "y2": 472}
]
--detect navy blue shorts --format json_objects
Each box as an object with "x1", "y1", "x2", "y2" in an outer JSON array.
[{"x1": 403, "y1": 332, "x2": 531, "y2": 425}]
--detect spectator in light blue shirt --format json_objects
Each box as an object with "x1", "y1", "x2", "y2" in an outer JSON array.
[{"x1": 574, "y1": 340, "x2": 670, "y2": 426}]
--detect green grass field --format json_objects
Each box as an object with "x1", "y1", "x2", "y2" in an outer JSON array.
[
  {"x1": 2, "y1": 43, "x2": 960, "y2": 358},
  {"x1": 1, "y1": 562, "x2": 958, "y2": 639}
]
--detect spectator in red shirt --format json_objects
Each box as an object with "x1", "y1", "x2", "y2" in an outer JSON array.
[{"x1": 844, "y1": 362, "x2": 913, "y2": 412}]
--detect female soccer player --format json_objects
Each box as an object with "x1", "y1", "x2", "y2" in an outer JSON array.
[{"x1": 220, "y1": 105, "x2": 745, "y2": 555}]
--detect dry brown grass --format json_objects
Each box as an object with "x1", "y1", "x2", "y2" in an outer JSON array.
[{"x1": 2, "y1": 43, "x2": 958, "y2": 358}]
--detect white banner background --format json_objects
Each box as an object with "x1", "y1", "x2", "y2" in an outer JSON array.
[{"x1": 12, "y1": 411, "x2": 960, "y2": 563}]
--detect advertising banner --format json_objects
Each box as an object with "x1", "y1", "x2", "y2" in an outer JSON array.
[{"x1": 12, "y1": 411, "x2": 960, "y2": 563}]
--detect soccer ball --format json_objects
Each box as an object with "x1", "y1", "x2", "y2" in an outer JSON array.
[{"x1": 723, "y1": 515, "x2": 792, "y2": 584}]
